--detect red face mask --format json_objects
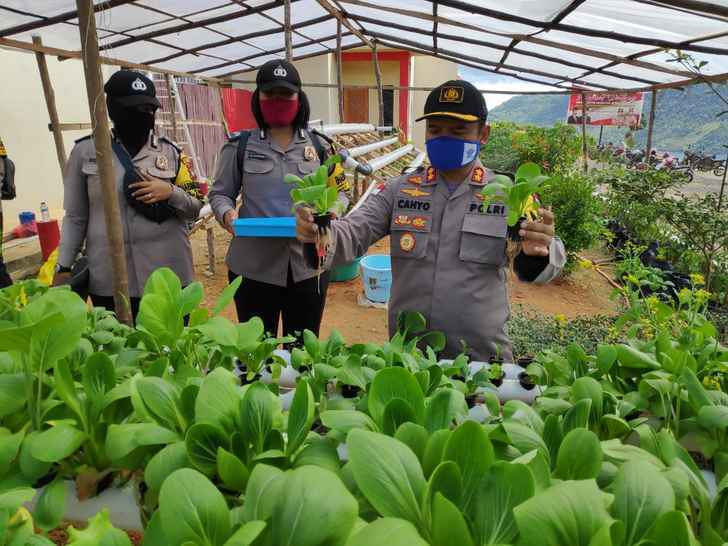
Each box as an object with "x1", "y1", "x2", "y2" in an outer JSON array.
[{"x1": 260, "y1": 97, "x2": 299, "y2": 127}]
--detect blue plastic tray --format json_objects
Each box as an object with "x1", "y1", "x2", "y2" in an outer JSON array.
[{"x1": 232, "y1": 217, "x2": 297, "y2": 238}]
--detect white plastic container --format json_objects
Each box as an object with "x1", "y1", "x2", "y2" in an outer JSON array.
[
  {"x1": 27, "y1": 480, "x2": 142, "y2": 531},
  {"x1": 497, "y1": 379, "x2": 542, "y2": 404},
  {"x1": 279, "y1": 388, "x2": 295, "y2": 411}
]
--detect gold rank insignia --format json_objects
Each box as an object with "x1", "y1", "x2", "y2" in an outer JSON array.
[
  {"x1": 426, "y1": 166, "x2": 436, "y2": 182},
  {"x1": 411, "y1": 216, "x2": 427, "y2": 229},
  {"x1": 304, "y1": 146, "x2": 316, "y2": 161},
  {"x1": 400, "y1": 232, "x2": 416, "y2": 252},
  {"x1": 0, "y1": 137, "x2": 6, "y2": 157},
  {"x1": 401, "y1": 187, "x2": 431, "y2": 198},
  {"x1": 407, "y1": 175, "x2": 422, "y2": 185},
  {"x1": 439, "y1": 86, "x2": 464, "y2": 103},
  {"x1": 394, "y1": 214, "x2": 411, "y2": 226},
  {"x1": 155, "y1": 154, "x2": 169, "y2": 170},
  {"x1": 471, "y1": 167, "x2": 485, "y2": 183}
]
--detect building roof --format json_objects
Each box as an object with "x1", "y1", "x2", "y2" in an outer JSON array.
[{"x1": 1, "y1": 0, "x2": 727, "y2": 92}]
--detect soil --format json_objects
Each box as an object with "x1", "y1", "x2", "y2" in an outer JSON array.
[
  {"x1": 45, "y1": 523, "x2": 142, "y2": 545},
  {"x1": 191, "y1": 224, "x2": 619, "y2": 345}
]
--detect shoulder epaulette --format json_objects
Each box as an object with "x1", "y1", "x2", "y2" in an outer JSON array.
[
  {"x1": 74, "y1": 134, "x2": 93, "y2": 144},
  {"x1": 159, "y1": 136, "x2": 181, "y2": 153}
]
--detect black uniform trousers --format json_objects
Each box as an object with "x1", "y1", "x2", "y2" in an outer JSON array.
[
  {"x1": 228, "y1": 266, "x2": 329, "y2": 339},
  {"x1": 0, "y1": 211, "x2": 12, "y2": 289}
]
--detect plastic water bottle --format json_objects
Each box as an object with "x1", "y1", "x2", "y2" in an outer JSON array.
[{"x1": 40, "y1": 201, "x2": 50, "y2": 222}]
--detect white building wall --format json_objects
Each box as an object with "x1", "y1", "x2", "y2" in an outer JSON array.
[{"x1": 410, "y1": 56, "x2": 459, "y2": 150}]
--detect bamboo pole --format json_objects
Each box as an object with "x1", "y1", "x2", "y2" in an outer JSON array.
[
  {"x1": 372, "y1": 41, "x2": 385, "y2": 128},
  {"x1": 336, "y1": 19, "x2": 345, "y2": 123},
  {"x1": 581, "y1": 92, "x2": 588, "y2": 174},
  {"x1": 645, "y1": 89, "x2": 658, "y2": 159},
  {"x1": 284, "y1": 0, "x2": 293, "y2": 62},
  {"x1": 206, "y1": 226, "x2": 216, "y2": 275},
  {"x1": 32, "y1": 36, "x2": 67, "y2": 172},
  {"x1": 165, "y1": 73, "x2": 178, "y2": 143},
  {"x1": 76, "y1": 0, "x2": 132, "y2": 325}
]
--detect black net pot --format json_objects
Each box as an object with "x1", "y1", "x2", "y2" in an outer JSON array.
[{"x1": 304, "y1": 212, "x2": 333, "y2": 269}]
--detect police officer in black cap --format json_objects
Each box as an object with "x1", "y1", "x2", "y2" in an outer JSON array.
[
  {"x1": 210, "y1": 59, "x2": 348, "y2": 338},
  {"x1": 297, "y1": 79, "x2": 566, "y2": 361},
  {"x1": 55, "y1": 70, "x2": 203, "y2": 319}
]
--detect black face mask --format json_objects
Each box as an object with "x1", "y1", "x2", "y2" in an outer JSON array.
[{"x1": 108, "y1": 99, "x2": 156, "y2": 156}]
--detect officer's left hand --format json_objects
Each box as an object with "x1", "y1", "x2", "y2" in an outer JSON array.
[
  {"x1": 130, "y1": 172, "x2": 173, "y2": 204},
  {"x1": 519, "y1": 208, "x2": 555, "y2": 257}
]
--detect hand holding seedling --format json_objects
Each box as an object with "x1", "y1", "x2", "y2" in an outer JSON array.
[
  {"x1": 295, "y1": 206, "x2": 318, "y2": 243},
  {"x1": 519, "y1": 207, "x2": 555, "y2": 257}
]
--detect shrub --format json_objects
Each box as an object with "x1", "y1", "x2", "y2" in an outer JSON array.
[{"x1": 541, "y1": 171, "x2": 604, "y2": 271}]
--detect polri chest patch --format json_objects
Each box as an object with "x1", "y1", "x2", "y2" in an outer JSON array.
[{"x1": 247, "y1": 151, "x2": 268, "y2": 160}]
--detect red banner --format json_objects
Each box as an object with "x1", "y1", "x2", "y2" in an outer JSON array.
[{"x1": 567, "y1": 91, "x2": 644, "y2": 127}]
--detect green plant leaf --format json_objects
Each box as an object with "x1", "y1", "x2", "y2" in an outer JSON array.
[
  {"x1": 645, "y1": 511, "x2": 699, "y2": 546},
  {"x1": 53, "y1": 359, "x2": 83, "y2": 423},
  {"x1": 432, "y1": 492, "x2": 474, "y2": 546},
  {"x1": 159, "y1": 468, "x2": 231, "y2": 546},
  {"x1": 82, "y1": 352, "x2": 116, "y2": 421},
  {"x1": 425, "y1": 389, "x2": 467, "y2": 433},
  {"x1": 0, "y1": 487, "x2": 35, "y2": 510},
  {"x1": 515, "y1": 162, "x2": 541, "y2": 181},
  {"x1": 348, "y1": 429, "x2": 426, "y2": 530},
  {"x1": 368, "y1": 367, "x2": 425, "y2": 429},
  {"x1": 613, "y1": 460, "x2": 675, "y2": 546},
  {"x1": 195, "y1": 368, "x2": 242, "y2": 435},
  {"x1": 555, "y1": 429, "x2": 603, "y2": 480},
  {"x1": 443, "y1": 420, "x2": 495, "y2": 514},
  {"x1": 19, "y1": 431, "x2": 51, "y2": 481},
  {"x1": 217, "y1": 447, "x2": 249, "y2": 492},
  {"x1": 422, "y1": 429, "x2": 451, "y2": 478},
  {"x1": 33, "y1": 477, "x2": 67, "y2": 531},
  {"x1": 241, "y1": 464, "x2": 285, "y2": 523},
  {"x1": 180, "y1": 282, "x2": 204, "y2": 316},
  {"x1": 223, "y1": 521, "x2": 267, "y2": 546},
  {"x1": 196, "y1": 316, "x2": 240, "y2": 347},
  {"x1": 66, "y1": 509, "x2": 132, "y2": 546},
  {"x1": 0, "y1": 374, "x2": 27, "y2": 418},
  {"x1": 31, "y1": 424, "x2": 87, "y2": 463},
  {"x1": 513, "y1": 449, "x2": 552, "y2": 492},
  {"x1": 514, "y1": 480, "x2": 615, "y2": 546},
  {"x1": 320, "y1": 410, "x2": 377, "y2": 433},
  {"x1": 131, "y1": 376, "x2": 183, "y2": 433},
  {"x1": 394, "y1": 423, "x2": 429, "y2": 464},
  {"x1": 424, "y1": 460, "x2": 463, "y2": 516},
  {"x1": 240, "y1": 382, "x2": 278, "y2": 454},
  {"x1": 471, "y1": 461, "x2": 535, "y2": 545},
  {"x1": 562, "y1": 399, "x2": 593, "y2": 433},
  {"x1": 596, "y1": 345, "x2": 618, "y2": 374},
  {"x1": 571, "y1": 377, "x2": 604, "y2": 425},
  {"x1": 186, "y1": 423, "x2": 229, "y2": 477},
  {"x1": 697, "y1": 406, "x2": 728, "y2": 430},
  {"x1": 105, "y1": 423, "x2": 179, "y2": 463},
  {"x1": 382, "y1": 398, "x2": 418, "y2": 436},
  {"x1": 144, "y1": 441, "x2": 190, "y2": 496},
  {"x1": 271, "y1": 465, "x2": 358, "y2": 546},
  {"x1": 345, "y1": 518, "x2": 428, "y2": 546},
  {"x1": 0, "y1": 426, "x2": 26, "y2": 476},
  {"x1": 617, "y1": 345, "x2": 660, "y2": 370},
  {"x1": 286, "y1": 379, "x2": 315, "y2": 457},
  {"x1": 212, "y1": 276, "x2": 242, "y2": 317}
]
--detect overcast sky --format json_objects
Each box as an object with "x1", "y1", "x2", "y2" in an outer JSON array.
[{"x1": 457, "y1": 66, "x2": 561, "y2": 109}]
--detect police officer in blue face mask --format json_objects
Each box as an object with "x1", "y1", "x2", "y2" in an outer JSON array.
[{"x1": 296, "y1": 80, "x2": 566, "y2": 361}]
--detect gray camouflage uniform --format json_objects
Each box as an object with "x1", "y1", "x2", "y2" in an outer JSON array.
[
  {"x1": 58, "y1": 133, "x2": 202, "y2": 298},
  {"x1": 327, "y1": 161, "x2": 566, "y2": 361}
]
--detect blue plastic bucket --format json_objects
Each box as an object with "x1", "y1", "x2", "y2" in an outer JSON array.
[
  {"x1": 233, "y1": 217, "x2": 296, "y2": 238},
  {"x1": 19, "y1": 211, "x2": 35, "y2": 225},
  {"x1": 360, "y1": 254, "x2": 392, "y2": 303}
]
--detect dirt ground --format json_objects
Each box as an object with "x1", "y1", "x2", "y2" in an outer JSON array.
[{"x1": 191, "y1": 224, "x2": 619, "y2": 345}]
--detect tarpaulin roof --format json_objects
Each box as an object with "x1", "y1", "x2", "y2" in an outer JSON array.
[{"x1": 1, "y1": 0, "x2": 727, "y2": 91}]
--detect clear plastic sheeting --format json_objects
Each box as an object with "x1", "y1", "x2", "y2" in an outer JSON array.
[{"x1": 0, "y1": 0, "x2": 726, "y2": 90}]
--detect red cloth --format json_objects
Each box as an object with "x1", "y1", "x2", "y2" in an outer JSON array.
[
  {"x1": 221, "y1": 88, "x2": 256, "y2": 133},
  {"x1": 37, "y1": 219, "x2": 60, "y2": 261},
  {"x1": 11, "y1": 221, "x2": 37, "y2": 239}
]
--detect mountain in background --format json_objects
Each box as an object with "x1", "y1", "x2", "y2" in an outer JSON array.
[{"x1": 489, "y1": 83, "x2": 728, "y2": 156}]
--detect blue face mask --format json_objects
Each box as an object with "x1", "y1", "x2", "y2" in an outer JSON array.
[{"x1": 426, "y1": 136, "x2": 481, "y2": 171}]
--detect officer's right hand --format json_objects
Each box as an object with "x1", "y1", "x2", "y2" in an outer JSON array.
[
  {"x1": 295, "y1": 207, "x2": 318, "y2": 243},
  {"x1": 223, "y1": 209, "x2": 238, "y2": 235},
  {"x1": 52, "y1": 271, "x2": 72, "y2": 287}
]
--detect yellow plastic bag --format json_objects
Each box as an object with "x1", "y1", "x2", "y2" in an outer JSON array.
[{"x1": 37, "y1": 248, "x2": 58, "y2": 286}]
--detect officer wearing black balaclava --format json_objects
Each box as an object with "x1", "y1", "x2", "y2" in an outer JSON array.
[{"x1": 54, "y1": 70, "x2": 203, "y2": 320}]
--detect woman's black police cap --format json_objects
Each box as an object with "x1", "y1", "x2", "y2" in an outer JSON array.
[
  {"x1": 104, "y1": 70, "x2": 161, "y2": 109},
  {"x1": 416, "y1": 80, "x2": 488, "y2": 123},
  {"x1": 257, "y1": 60, "x2": 302, "y2": 93}
]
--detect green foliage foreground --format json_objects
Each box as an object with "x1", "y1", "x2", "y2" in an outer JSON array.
[{"x1": 0, "y1": 269, "x2": 726, "y2": 545}]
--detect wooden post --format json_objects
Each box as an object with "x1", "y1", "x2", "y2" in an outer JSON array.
[
  {"x1": 33, "y1": 36, "x2": 67, "y2": 172},
  {"x1": 580, "y1": 92, "x2": 588, "y2": 174},
  {"x1": 372, "y1": 40, "x2": 385, "y2": 128},
  {"x1": 206, "y1": 226, "x2": 216, "y2": 275},
  {"x1": 76, "y1": 0, "x2": 132, "y2": 325},
  {"x1": 645, "y1": 89, "x2": 657, "y2": 159},
  {"x1": 284, "y1": 0, "x2": 293, "y2": 62},
  {"x1": 336, "y1": 18, "x2": 345, "y2": 123},
  {"x1": 165, "y1": 73, "x2": 178, "y2": 143}
]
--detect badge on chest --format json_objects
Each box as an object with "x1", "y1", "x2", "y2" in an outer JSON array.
[
  {"x1": 155, "y1": 155, "x2": 169, "y2": 170},
  {"x1": 304, "y1": 146, "x2": 317, "y2": 162}
]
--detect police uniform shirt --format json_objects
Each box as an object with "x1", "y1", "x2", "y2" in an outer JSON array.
[
  {"x1": 58, "y1": 133, "x2": 203, "y2": 298},
  {"x1": 326, "y1": 162, "x2": 566, "y2": 361},
  {"x1": 209, "y1": 129, "x2": 348, "y2": 287}
]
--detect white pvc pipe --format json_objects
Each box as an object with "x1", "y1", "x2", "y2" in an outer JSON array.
[
  {"x1": 403, "y1": 151, "x2": 426, "y2": 173},
  {"x1": 349, "y1": 137, "x2": 400, "y2": 158},
  {"x1": 347, "y1": 177, "x2": 384, "y2": 216},
  {"x1": 321, "y1": 123, "x2": 376, "y2": 136},
  {"x1": 368, "y1": 144, "x2": 414, "y2": 172}
]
